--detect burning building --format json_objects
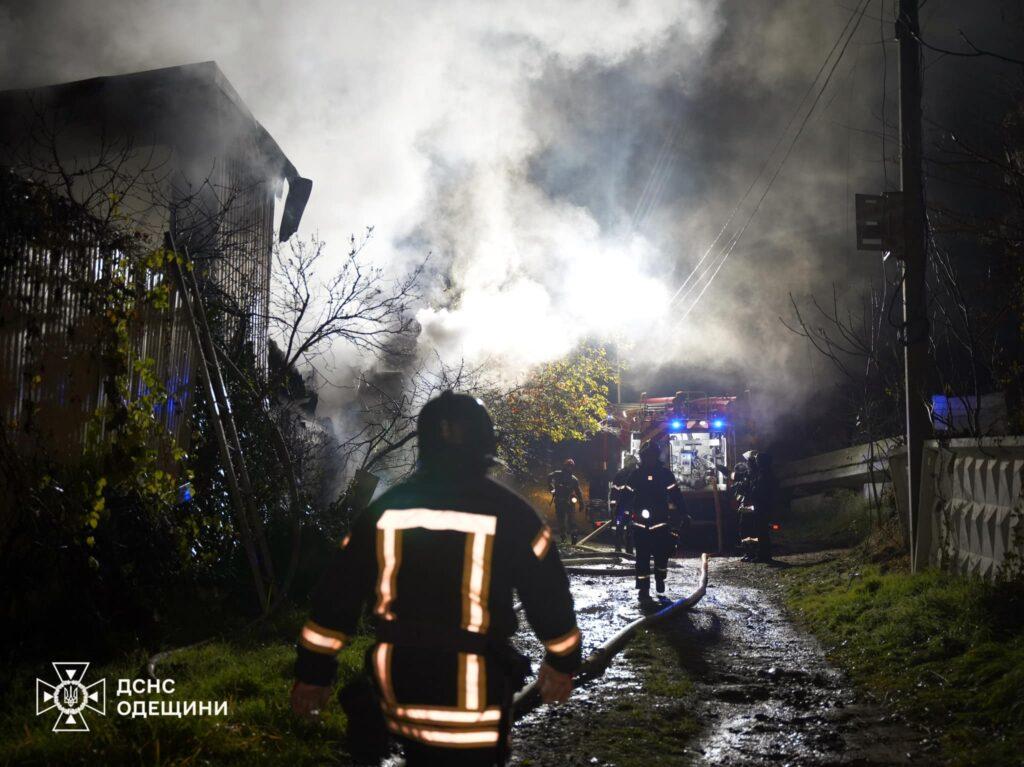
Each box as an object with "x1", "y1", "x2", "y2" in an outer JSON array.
[{"x1": 0, "y1": 61, "x2": 311, "y2": 463}]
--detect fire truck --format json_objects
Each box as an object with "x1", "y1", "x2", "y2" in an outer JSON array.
[{"x1": 598, "y1": 390, "x2": 757, "y2": 553}]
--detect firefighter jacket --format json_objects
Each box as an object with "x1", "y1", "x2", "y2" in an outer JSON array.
[
  {"x1": 547, "y1": 469, "x2": 582, "y2": 506},
  {"x1": 609, "y1": 466, "x2": 633, "y2": 524},
  {"x1": 621, "y1": 463, "x2": 686, "y2": 532},
  {"x1": 730, "y1": 460, "x2": 752, "y2": 506},
  {"x1": 295, "y1": 469, "x2": 583, "y2": 751}
]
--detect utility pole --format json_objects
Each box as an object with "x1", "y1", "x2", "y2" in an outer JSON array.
[{"x1": 897, "y1": 0, "x2": 930, "y2": 571}]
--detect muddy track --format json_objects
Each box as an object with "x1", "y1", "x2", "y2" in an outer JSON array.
[{"x1": 510, "y1": 552, "x2": 932, "y2": 766}]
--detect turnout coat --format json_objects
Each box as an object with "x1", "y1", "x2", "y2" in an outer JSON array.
[
  {"x1": 621, "y1": 464, "x2": 686, "y2": 532},
  {"x1": 295, "y1": 469, "x2": 583, "y2": 750}
]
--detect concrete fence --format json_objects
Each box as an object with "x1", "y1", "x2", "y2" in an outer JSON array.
[
  {"x1": 901, "y1": 438, "x2": 1024, "y2": 580},
  {"x1": 781, "y1": 437, "x2": 1024, "y2": 580}
]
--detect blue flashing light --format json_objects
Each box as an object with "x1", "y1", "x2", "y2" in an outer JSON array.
[
  {"x1": 711, "y1": 418, "x2": 726, "y2": 430},
  {"x1": 669, "y1": 419, "x2": 683, "y2": 431}
]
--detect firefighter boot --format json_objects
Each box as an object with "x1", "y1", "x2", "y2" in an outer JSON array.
[
  {"x1": 637, "y1": 579, "x2": 656, "y2": 608},
  {"x1": 655, "y1": 573, "x2": 666, "y2": 594}
]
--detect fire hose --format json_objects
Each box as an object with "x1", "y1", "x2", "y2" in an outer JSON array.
[{"x1": 513, "y1": 553, "x2": 709, "y2": 719}]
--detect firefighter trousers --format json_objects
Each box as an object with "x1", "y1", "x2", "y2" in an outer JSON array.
[
  {"x1": 614, "y1": 519, "x2": 634, "y2": 554},
  {"x1": 633, "y1": 526, "x2": 672, "y2": 590},
  {"x1": 401, "y1": 736, "x2": 506, "y2": 766},
  {"x1": 554, "y1": 501, "x2": 576, "y2": 542}
]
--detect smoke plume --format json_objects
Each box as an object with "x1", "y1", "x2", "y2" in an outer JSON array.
[{"x1": 1, "y1": 0, "x2": 1014, "y2": 414}]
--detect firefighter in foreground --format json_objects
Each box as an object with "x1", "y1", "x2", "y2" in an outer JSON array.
[
  {"x1": 621, "y1": 439, "x2": 686, "y2": 605},
  {"x1": 548, "y1": 458, "x2": 583, "y2": 544},
  {"x1": 290, "y1": 392, "x2": 582, "y2": 766},
  {"x1": 608, "y1": 454, "x2": 638, "y2": 554}
]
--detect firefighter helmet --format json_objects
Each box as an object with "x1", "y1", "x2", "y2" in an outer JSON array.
[
  {"x1": 639, "y1": 439, "x2": 662, "y2": 465},
  {"x1": 417, "y1": 391, "x2": 497, "y2": 470},
  {"x1": 563, "y1": 458, "x2": 576, "y2": 470}
]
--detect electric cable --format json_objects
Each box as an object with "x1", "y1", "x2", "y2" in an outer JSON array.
[
  {"x1": 670, "y1": 0, "x2": 869, "y2": 309},
  {"x1": 675, "y1": 0, "x2": 872, "y2": 321}
]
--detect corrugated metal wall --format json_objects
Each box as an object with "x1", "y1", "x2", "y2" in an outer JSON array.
[
  {"x1": 0, "y1": 191, "x2": 196, "y2": 465},
  {"x1": 1, "y1": 155, "x2": 275, "y2": 466},
  {"x1": 205, "y1": 154, "x2": 275, "y2": 375}
]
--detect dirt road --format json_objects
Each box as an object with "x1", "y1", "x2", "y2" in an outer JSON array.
[{"x1": 510, "y1": 552, "x2": 930, "y2": 766}]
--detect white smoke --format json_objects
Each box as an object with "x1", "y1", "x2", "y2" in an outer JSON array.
[
  {"x1": 1, "y1": 0, "x2": 905, "y2": 400},
  {"x1": 0, "y1": 0, "x2": 722, "y2": 374}
]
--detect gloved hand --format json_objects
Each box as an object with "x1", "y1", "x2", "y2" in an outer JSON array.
[{"x1": 537, "y1": 662, "x2": 573, "y2": 704}]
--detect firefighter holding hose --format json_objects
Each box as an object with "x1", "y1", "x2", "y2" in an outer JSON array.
[
  {"x1": 621, "y1": 439, "x2": 686, "y2": 606},
  {"x1": 548, "y1": 459, "x2": 583, "y2": 544},
  {"x1": 291, "y1": 392, "x2": 582, "y2": 766}
]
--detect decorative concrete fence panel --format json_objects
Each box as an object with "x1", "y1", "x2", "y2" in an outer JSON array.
[{"x1": 916, "y1": 438, "x2": 1024, "y2": 581}]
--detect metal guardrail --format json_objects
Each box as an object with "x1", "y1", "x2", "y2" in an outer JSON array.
[{"x1": 775, "y1": 438, "x2": 899, "y2": 493}]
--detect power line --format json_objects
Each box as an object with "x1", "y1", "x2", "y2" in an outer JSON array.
[
  {"x1": 670, "y1": 0, "x2": 868, "y2": 308},
  {"x1": 675, "y1": 0, "x2": 872, "y2": 321}
]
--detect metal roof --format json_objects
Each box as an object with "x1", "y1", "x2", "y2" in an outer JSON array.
[{"x1": 0, "y1": 61, "x2": 300, "y2": 181}]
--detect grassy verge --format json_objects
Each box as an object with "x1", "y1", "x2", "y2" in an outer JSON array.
[
  {"x1": 774, "y1": 489, "x2": 876, "y2": 553},
  {"x1": 0, "y1": 614, "x2": 371, "y2": 766},
  {"x1": 782, "y1": 549, "x2": 1024, "y2": 766},
  {"x1": 517, "y1": 626, "x2": 700, "y2": 767}
]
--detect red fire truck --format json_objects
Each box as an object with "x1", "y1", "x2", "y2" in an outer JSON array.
[{"x1": 597, "y1": 390, "x2": 758, "y2": 553}]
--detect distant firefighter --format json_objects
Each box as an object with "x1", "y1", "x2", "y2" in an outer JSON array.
[
  {"x1": 732, "y1": 450, "x2": 774, "y2": 563},
  {"x1": 621, "y1": 440, "x2": 686, "y2": 605},
  {"x1": 749, "y1": 451, "x2": 776, "y2": 563},
  {"x1": 548, "y1": 459, "x2": 583, "y2": 544},
  {"x1": 609, "y1": 454, "x2": 638, "y2": 554}
]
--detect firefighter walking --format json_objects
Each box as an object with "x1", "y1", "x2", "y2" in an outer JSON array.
[
  {"x1": 621, "y1": 440, "x2": 686, "y2": 605},
  {"x1": 291, "y1": 392, "x2": 582, "y2": 766},
  {"x1": 548, "y1": 459, "x2": 582, "y2": 544}
]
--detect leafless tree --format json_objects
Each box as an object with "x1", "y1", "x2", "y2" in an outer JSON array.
[
  {"x1": 781, "y1": 278, "x2": 904, "y2": 522},
  {"x1": 337, "y1": 354, "x2": 497, "y2": 480},
  {"x1": 267, "y1": 232, "x2": 424, "y2": 391}
]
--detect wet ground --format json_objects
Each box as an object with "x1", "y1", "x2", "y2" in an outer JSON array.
[{"x1": 510, "y1": 550, "x2": 931, "y2": 766}]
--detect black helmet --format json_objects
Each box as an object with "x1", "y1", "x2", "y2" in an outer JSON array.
[
  {"x1": 639, "y1": 439, "x2": 662, "y2": 466},
  {"x1": 417, "y1": 391, "x2": 497, "y2": 471}
]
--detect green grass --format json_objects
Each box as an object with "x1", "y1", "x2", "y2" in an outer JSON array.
[
  {"x1": 0, "y1": 616, "x2": 372, "y2": 766},
  {"x1": 775, "y1": 489, "x2": 877, "y2": 553},
  {"x1": 1, "y1": 606, "x2": 702, "y2": 767},
  {"x1": 783, "y1": 551, "x2": 1024, "y2": 767}
]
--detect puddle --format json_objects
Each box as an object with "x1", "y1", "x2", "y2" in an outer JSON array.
[{"x1": 511, "y1": 551, "x2": 932, "y2": 766}]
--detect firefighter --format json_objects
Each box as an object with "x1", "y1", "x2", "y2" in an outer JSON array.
[
  {"x1": 622, "y1": 439, "x2": 686, "y2": 605},
  {"x1": 749, "y1": 451, "x2": 776, "y2": 563},
  {"x1": 609, "y1": 454, "x2": 638, "y2": 554},
  {"x1": 548, "y1": 459, "x2": 582, "y2": 544},
  {"x1": 291, "y1": 392, "x2": 582, "y2": 766},
  {"x1": 732, "y1": 450, "x2": 775, "y2": 563},
  {"x1": 731, "y1": 451, "x2": 756, "y2": 560}
]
